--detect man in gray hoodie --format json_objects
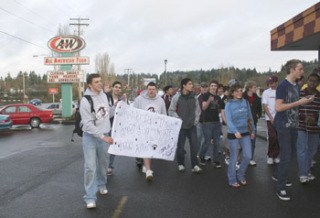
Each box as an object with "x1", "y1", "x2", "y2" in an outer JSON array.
[
  {"x1": 133, "y1": 82, "x2": 167, "y2": 181},
  {"x1": 80, "y1": 73, "x2": 113, "y2": 209},
  {"x1": 168, "y1": 78, "x2": 203, "y2": 173}
]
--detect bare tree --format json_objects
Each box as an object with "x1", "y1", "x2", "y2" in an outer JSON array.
[
  {"x1": 95, "y1": 52, "x2": 115, "y2": 82},
  {"x1": 57, "y1": 24, "x2": 71, "y2": 36}
]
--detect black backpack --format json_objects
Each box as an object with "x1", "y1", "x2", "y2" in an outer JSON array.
[
  {"x1": 71, "y1": 95, "x2": 94, "y2": 141},
  {"x1": 71, "y1": 92, "x2": 113, "y2": 142}
]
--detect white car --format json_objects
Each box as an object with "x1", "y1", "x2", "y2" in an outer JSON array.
[{"x1": 47, "y1": 102, "x2": 77, "y2": 115}]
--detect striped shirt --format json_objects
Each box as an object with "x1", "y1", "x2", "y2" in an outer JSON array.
[{"x1": 298, "y1": 89, "x2": 320, "y2": 133}]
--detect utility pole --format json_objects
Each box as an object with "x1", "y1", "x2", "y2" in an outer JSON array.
[
  {"x1": 124, "y1": 68, "x2": 132, "y2": 89},
  {"x1": 69, "y1": 17, "x2": 89, "y2": 99},
  {"x1": 22, "y1": 72, "x2": 26, "y2": 103}
]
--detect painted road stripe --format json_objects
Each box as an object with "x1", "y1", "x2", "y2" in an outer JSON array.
[{"x1": 112, "y1": 196, "x2": 128, "y2": 218}]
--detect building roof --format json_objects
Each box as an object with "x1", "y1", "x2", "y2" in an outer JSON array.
[{"x1": 271, "y1": 2, "x2": 320, "y2": 50}]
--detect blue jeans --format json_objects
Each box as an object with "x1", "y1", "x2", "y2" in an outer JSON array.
[
  {"x1": 227, "y1": 135, "x2": 252, "y2": 185},
  {"x1": 251, "y1": 135, "x2": 256, "y2": 160},
  {"x1": 177, "y1": 126, "x2": 199, "y2": 168},
  {"x1": 199, "y1": 122, "x2": 221, "y2": 161},
  {"x1": 82, "y1": 132, "x2": 109, "y2": 203},
  {"x1": 296, "y1": 130, "x2": 320, "y2": 177},
  {"x1": 274, "y1": 127, "x2": 297, "y2": 192},
  {"x1": 108, "y1": 154, "x2": 115, "y2": 169},
  {"x1": 196, "y1": 123, "x2": 205, "y2": 156}
]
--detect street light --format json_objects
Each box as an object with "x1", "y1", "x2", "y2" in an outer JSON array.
[{"x1": 164, "y1": 59, "x2": 168, "y2": 85}]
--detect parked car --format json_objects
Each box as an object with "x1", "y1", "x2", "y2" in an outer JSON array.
[
  {"x1": 0, "y1": 114, "x2": 12, "y2": 131},
  {"x1": 29, "y1": 99, "x2": 42, "y2": 106},
  {"x1": 46, "y1": 102, "x2": 77, "y2": 116},
  {"x1": 0, "y1": 104, "x2": 53, "y2": 128}
]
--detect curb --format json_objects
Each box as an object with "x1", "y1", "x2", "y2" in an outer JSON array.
[
  {"x1": 256, "y1": 134, "x2": 267, "y2": 141},
  {"x1": 51, "y1": 120, "x2": 75, "y2": 125}
]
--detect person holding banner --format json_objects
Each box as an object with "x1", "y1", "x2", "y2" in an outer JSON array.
[
  {"x1": 168, "y1": 78, "x2": 203, "y2": 173},
  {"x1": 80, "y1": 73, "x2": 113, "y2": 209},
  {"x1": 133, "y1": 82, "x2": 167, "y2": 181},
  {"x1": 104, "y1": 81, "x2": 127, "y2": 176}
]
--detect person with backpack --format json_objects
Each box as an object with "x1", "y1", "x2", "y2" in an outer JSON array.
[{"x1": 80, "y1": 73, "x2": 113, "y2": 209}]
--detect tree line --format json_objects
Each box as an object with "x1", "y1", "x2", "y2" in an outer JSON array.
[{"x1": 0, "y1": 59, "x2": 318, "y2": 103}]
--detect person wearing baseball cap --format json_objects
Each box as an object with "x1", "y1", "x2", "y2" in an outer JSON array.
[{"x1": 262, "y1": 75, "x2": 280, "y2": 165}]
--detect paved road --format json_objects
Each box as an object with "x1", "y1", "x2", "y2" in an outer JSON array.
[{"x1": 0, "y1": 123, "x2": 320, "y2": 218}]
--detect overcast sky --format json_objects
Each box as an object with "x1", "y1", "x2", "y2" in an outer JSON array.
[{"x1": 0, "y1": 0, "x2": 319, "y2": 78}]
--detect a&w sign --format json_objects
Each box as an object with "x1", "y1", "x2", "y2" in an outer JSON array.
[{"x1": 48, "y1": 35, "x2": 86, "y2": 53}]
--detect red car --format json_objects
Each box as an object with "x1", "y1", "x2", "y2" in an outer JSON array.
[{"x1": 0, "y1": 104, "x2": 53, "y2": 128}]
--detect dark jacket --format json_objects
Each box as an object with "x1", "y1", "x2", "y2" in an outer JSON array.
[
  {"x1": 243, "y1": 92, "x2": 262, "y2": 126},
  {"x1": 168, "y1": 92, "x2": 201, "y2": 129}
]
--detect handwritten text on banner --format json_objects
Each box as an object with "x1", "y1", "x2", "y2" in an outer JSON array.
[{"x1": 108, "y1": 102, "x2": 182, "y2": 161}]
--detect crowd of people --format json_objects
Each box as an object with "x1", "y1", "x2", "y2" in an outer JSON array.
[{"x1": 79, "y1": 59, "x2": 320, "y2": 208}]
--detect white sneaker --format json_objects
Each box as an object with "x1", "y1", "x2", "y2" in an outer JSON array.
[
  {"x1": 267, "y1": 157, "x2": 274, "y2": 165},
  {"x1": 146, "y1": 170, "x2": 153, "y2": 181},
  {"x1": 249, "y1": 160, "x2": 257, "y2": 166},
  {"x1": 107, "y1": 168, "x2": 113, "y2": 176},
  {"x1": 299, "y1": 176, "x2": 308, "y2": 184},
  {"x1": 99, "y1": 188, "x2": 108, "y2": 195},
  {"x1": 191, "y1": 165, "x2": 203, "y2": 173},
  {"x1": 308, "y1": 173, "x2": 315, "y2": 181},
  {"x1": 142, "y1": 166, "x2": 146, "y2": 173},
  {"x1": 311, "y1": 160, "x2": 316, "y2": 167},
  {"x1": 178, "y1": 165, "x2": 185, "y2": 172},
  {"x1": 224, "y1": 157, "x2": 230, "y2": 165},
  {"x1": 236, "y1": 163, "x2": 240, "y2": 171},
  {"x1": 86, "y1": 201, "x2": 96, "y2": 209},
  {"x1": 274, "y1": 157, "x2": 280, "y2": 163}
]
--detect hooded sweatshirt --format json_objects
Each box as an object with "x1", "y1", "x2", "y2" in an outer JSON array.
[
  {"x1": 168, "y1": 92, "x2": 201, "y2": 129},
  {"x1": 225, "y1": 98, "x2": 256, "y2": 134},
  {"x1": 133, "y1": 91, "x2": 167, "y2": 115},
  {"x1": 80, "y1": 88, "x2": 111, "y2": 139}
]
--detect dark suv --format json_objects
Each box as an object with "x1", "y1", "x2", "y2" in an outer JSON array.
[{"x1": 29, "y1": 99, "x2": 42, "y2": 106}]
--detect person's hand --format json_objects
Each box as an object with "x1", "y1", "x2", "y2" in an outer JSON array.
[
  {"x1": 104, "y1": 83, "x2": 111, "y2": 93},
  {"x1": 122, "y1": 93, "x2": 127, "y2": 102},
  {"x1": 208, "y1": 96, "x2": 214, "y2": 102},
  {"x1": 235, "y1": 132, "x2": 242, "y2": 139},
  {"x1": 299, "y1": 95, "x2": 314, "y2": 105},
  {"x1": 102, "y1": 136, "x2": 113, "y2": 144},
  {"x1": 251, "y1": 133, "x2": 255, "y2": 139}
]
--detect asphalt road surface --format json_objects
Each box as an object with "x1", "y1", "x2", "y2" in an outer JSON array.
[{"x1": 1, "y1": 123, "x2": 320, "y2": 218}]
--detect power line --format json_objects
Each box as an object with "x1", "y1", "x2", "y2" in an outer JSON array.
[
  {"x1": 0, "y1": 6, "x2": 54, "y2": 33},
  {"x1": 0, "y1": 30, "x2": 47, "y2": 49},
  {"x1": 12, "y1": 0, "x2": 57, "y2": 27}
]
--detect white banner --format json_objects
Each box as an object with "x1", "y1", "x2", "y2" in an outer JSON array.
[{"x1": 108, "y1": 102, "x2": 182, "y2": 161}]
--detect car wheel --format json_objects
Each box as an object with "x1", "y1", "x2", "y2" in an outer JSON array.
[{"x1": 30, "y1": 118, "x2": 40, "y2": 128}]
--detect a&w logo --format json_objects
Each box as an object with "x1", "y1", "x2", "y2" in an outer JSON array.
[{"x1": 48, "y1": 35, "x2": 86, "y2": 53}]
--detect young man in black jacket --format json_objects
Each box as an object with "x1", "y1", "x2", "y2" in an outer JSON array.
[{"x1": 243, "y1": 81, "x2": 262, "y2": 166}]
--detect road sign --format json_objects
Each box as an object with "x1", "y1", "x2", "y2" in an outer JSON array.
[{"x1": 48, "y1": 88, "x2": 59, "y2": 94}]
